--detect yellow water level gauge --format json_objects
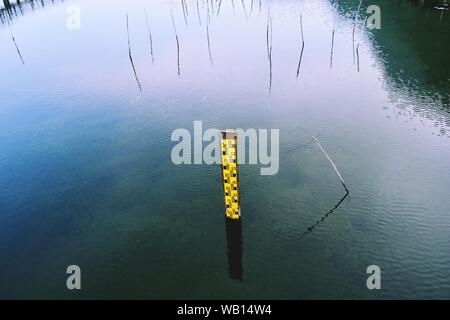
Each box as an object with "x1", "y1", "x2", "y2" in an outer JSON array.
[{"x1": 220, "y1": 131, "x2": 241, "y2": 220}]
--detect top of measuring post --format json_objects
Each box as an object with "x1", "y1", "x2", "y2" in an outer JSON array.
[{"x1": 221, "y1": 131, "x2": 238, "y2": 139}]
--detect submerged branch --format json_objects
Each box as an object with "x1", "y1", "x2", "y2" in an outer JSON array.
[{"x1": 302, "y1": 190, "x2": 349, "y2": 237}]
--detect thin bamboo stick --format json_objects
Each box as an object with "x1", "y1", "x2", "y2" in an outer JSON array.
[
  {"x1": 196, "y1": 0, "x2": 202, "y2": 25},
  {"x1": 126, "y1": 14, "x2": 142, "y2": 92},
  {"x1": 207, "y1": 19, "x2": 213, "y2": 66},
  {"x1": 7, "y1": 22, "x2": 25, "y2": 65},
  {"x1": 144, "y1": 9, "x2": 155, "y2": 64},
  {"x1": 330, "y1": 29, "x2": 335, "y2": 69},
  {"x1": 312, "y1": 136, "x2": 349, "y2": 193},
  {"x1": 296, "y1": 13, "x2": 305, "y2": 78},
  {"x1": 170, "y1": 9, "x2": 181, "y2": 76}
]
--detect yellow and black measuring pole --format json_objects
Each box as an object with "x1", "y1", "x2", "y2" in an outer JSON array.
[{"x1": 220, "y1": 131, "x2": 241, "y2": 220}]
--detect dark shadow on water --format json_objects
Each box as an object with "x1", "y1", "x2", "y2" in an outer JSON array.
[{"x1": 225, "y1": 218, "x2": 243, "y2": 281}]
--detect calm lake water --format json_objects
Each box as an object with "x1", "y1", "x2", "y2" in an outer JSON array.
[{"x1": 0, "y1": 0, "x2": 449, "y2": 299}]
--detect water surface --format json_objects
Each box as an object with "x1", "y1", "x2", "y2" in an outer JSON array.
[{"x1": 0, "y1": 0, "x2": 449, "y2": 299}]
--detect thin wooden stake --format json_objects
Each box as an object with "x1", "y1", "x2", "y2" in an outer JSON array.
[
  {"x1": 356, "y1": 43, "x2": 360, "y2": 72},
  {"x1": 296, "y1": 14, "x2": 305, "y2": 78},
  {"x1": 330, "y1": 29, "x2": 335, "y2": 69},
  {"x1": 217, "y1": 0, "x2": 223, "y2": 16},
  {"x1": 170, "y1": 9, "x2": 181, "y2": 76},
  {"x1": 144, "y1": 9, "x2": 155, "y2": 64},
  {"x1": 181, "y1": 0, "x2": 188, "y2": 26},
  {"x1": 207, "y1": 20, "x2": 213, "y2": 66},
  {"x1": 266, "y1": 11, "x2": 273, "y2": 93},
  {"x1": 8, "y1": 22, "x2": 25, "y2": 65},
  {"x1": 241, "y1": 0, "x2": 248, "y2": 18},
  {"x1": 126, "y1": 14, "x2": 142, "y2": 93},
  {"x1": 196, "y1": 0, "x2": 202, "y2": 25}
]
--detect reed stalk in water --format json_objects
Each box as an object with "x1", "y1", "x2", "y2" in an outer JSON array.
[
  {"x1": 330, "y1": 29, "x2": 335, "y2": 69},
  {"x1": 196, "y1": 0, "x2": 202, "y2": 25},
  {"x1": 206, "y1": 18, "x2": 213, "y2": 66},
  {"x1": 144, "y1": 9, "x2": 155, "y2": 64},
  {"x1": 356, "y1": 43, "x2": 360, "y2": 72},
  {"x1": 241, "y1": 0, "x2": 248, "y2": 18},
  {"x1": 266, "y1": 11, "x2": 273, "y2": 93},
  {"x1": 181, "y1": 0, "x2": 188, "y2": 26},
  {"x1": 7, "y1": 21, "x2": 25, "y2": 65},
  {"x1": 353, "y1": 0, "x2": 363, "y2": 64},
  {"x1": 296, "y1": 13, "x2": 305, "y2": 78},
  {"x1": 217, "y1": 0, "x2": 223, "y2": 16},
  {"x1": 126, "y1": 14, "x2": 142, "y2": 93},
  {"x1": 170, "y1": 9, "x2": 181, "y2": 76}
]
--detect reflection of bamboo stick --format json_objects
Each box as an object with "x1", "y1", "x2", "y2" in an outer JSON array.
[
  {"x1": 296, "y1": 14, "x2": 305, "y2": 78},
  {"x1": 329, "y1": 29, "x2": 335, "y2": 69},
  {"x1": 312, "y1": 136, "x2": 348, "y2": 193},
  {"x1": 183, "y1": 0, "x2": 189, "y2": 16},
  {"x1": 266, "y1": 8, "x2": 271, "y2": 58},
  {"x1": 241, "y1": 0, "x2": 248, "y2": 18},
  {"x1": 207, "y1": 0, "x2": 211, "y2": 24},
  {"x1": 207, "y1": 20, "x2": 213, "y2": 66},
  {"x1": 353, "y1": 0, "x2": 363, "y2": 64},
  {"x1": 217, "y1": 0, "x2": 223, "y2": 16},
  {"x1": 181, "y1": 0, "x2": 188, "y2": 26},
  {"x1": 196, "y1": 0, "x2": 201, "y2": 25},
  {"x1": 356, "y1": 43, "x2": 360, "y2": 72},
  {"x1": 144, "y1": 9, "x2": 155, "y2": 64},
  {"x1": 170, "y1": 9, "x2": 181, "y2": 76},
  {"x1": 352, "y1": 23, "x2": 356, "y2": 64},
  {"x1": 7, "y1": 22, "x2": 25, "y2": 65},
  {"x1": 266, "y1": 12, "x2": 273, "y2": 93},
  {"x1": 231, "y1": 0, "x2": 235, "y2": 14},
  {"x1": 126, "y1": 14, "x2": 142, "y2": 92}
]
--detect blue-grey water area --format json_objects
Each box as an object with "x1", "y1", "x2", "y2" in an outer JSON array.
[{"x1": 0, "y1": 0, "x2": 449, "y2": 299}]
